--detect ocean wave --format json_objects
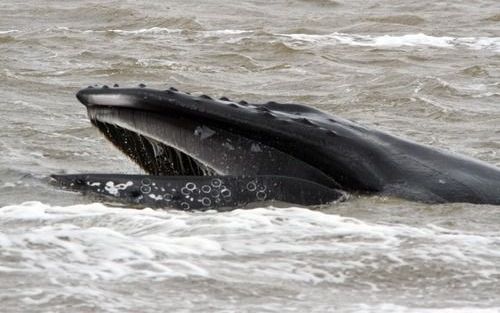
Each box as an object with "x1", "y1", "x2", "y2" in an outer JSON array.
[
  {"x1": 1, "y1": 202, "x2": 499, "y2": 285},
  {"x1": 0, "y1": 30, "x2": 19, "y2": 34},
  {"x1": 51, "y1": 26, "x2": 183, "y2": 34},
  {"x1": 1, "y1": 202, "x2": 499, "y2": 311},
  {"x1": 51, "y1": 26, "x2": 250, "y2": 36},
  {"x1": 352, "y1": 303, "x2": 500, "y2": 313},
  {"x1": 18, "y1": 27, "x2": 500, "y2": 52},
  {"x1": 104, "y1": 27, "x2": 184, "y2": 35},
  {"x1": 203, "y1": 29, "x2": 253, "y2": 36},
  {"x1": 278, "y1": 32, "x2": 500, "y2": 52}
]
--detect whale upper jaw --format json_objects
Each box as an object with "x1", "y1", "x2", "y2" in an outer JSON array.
[
  {"x1": 75, "y1": 85, "x2": 359, "y2": 150},
  {"x1": 75, "y1": 85, "x2": 345, "y2": 189}
]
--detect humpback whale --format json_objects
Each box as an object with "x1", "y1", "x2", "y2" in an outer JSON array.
[{"x1": 52, "y1": 85, "x2": 500, "y2": 210}]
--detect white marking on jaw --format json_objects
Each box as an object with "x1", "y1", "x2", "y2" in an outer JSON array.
[
  {"x1": 251, "y1": 143, "x2": 262, "y2": 152},
  {"x1": 88, "y1": 94, "x2": 136, "y2": 106},
  {"x1": 222, "y1": 142, "x2": 235, "y2": 150},
  {"x1": 104, "y1": 181, "x2": 134, "y2": 196},
  {"x1": 194, "y1": 125, "x2": 216, "y2": 140},
  {"x1": 148, "y1": 194, "x2": 163, "y2": 201}
]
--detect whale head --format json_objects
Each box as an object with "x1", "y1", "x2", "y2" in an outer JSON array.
[{"x1": 75, "y1": 85, "x2": 386, "y2": 192}]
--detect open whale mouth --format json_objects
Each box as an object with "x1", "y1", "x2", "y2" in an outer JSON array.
[
  {"x1": 51, "y1": 85, "x2": 347, "y2": 210},
  {"x1": 80, "y1": 88, "x2": 224, "y2": 179},
  {"x1": 90, "y1": 119, "x2": 217, "y2": 177}
]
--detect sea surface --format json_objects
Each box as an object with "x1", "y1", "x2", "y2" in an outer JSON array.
[{"x1": 1, "y1": 1, "x2": 500, "y2": 312}]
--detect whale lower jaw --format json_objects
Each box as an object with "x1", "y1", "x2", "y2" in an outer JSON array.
[
  {"x1": 61, "y1": 115, "x2": 346, "y2": 210},
  {"x1": 51, "y1": 174, "x2": 348, "y2": 210}
]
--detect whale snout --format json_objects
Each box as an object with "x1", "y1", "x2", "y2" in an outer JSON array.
[
  {"x1": 50, "y1": 174, "x2": 87, "y2": 188},
  {"x1": 76, "y1": 87, "x2": 140, "y2": 109},
  {"x1": 76, "y1": 89, "x2": 90, "y2": 106}
]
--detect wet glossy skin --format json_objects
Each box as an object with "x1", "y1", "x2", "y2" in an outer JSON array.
[
  {"x1": 65, "y1": 85, "x2": 500, "y2": 207},
  {"x1": 52, "y1": 174, "x2": 347, "y2": 210}
]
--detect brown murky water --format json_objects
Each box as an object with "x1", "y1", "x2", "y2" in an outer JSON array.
[{"x1": 1, "y1": 1, "x2": 500, "y2": 312}]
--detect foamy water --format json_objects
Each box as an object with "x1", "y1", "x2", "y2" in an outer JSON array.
[
  {"x1": 6, "y1": 26, "x2": 500, "y2": 52},
  {"x1": 279, "y1": 33, "x2": 500, "y2": 52},
  {"x1": 1, "y1": 202, "x2": 500, "y2": 312}
]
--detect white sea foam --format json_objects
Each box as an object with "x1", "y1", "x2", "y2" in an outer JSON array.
[
  {"x1": 0, "y1": 30, "x2": 19, "y2": 34},
  {"x1": 53, "y1": 26, "x2": 248, "y2": 36},
  {"x1": 39, "y1": 27, "x2": 500, "y2": 52},
  {"x1": 203, "y1": 29, "x2": 252, "y2": 36},
  {"x1": 1, "y1": 202, "x2": 499, "y2": 283},
  {"x1": 106, "y1": 27, "x2": 183, "y2": 35},
  {"x1": 278, "y1": 32, "x2": 500, "y2": 52},
  {"x1": 86, "y1": 27, "x2": 250, "y2": 36},
  {"x1": 353, "y1": 303, "x2": 500, "y2": 313},
  {"x1": 1, "y1": 202, "x2": 499, "y2": 310},
  {"x1": 52, "y1": 26, "x2": 183, "y2": 35}
]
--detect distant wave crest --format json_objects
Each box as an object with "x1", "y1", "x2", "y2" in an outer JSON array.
[{"x1": 278, "y1": 32, "x2": 500, "y2": 52}]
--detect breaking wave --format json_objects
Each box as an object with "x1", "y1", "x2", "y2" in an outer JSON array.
[
  {"x1": 8, "y1": 27, "x2": 500, "y2": 52},
  {"x1": 1, "y1": 202, "x2": 499, "y2": 311}
]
